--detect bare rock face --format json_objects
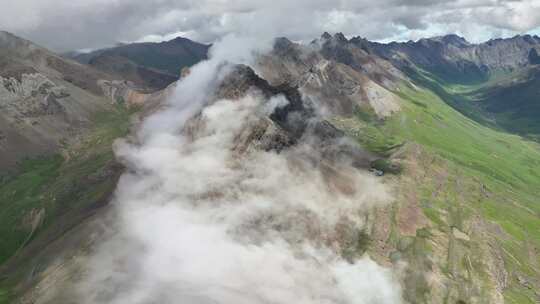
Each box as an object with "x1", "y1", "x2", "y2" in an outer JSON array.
[
  {"x1": 0, "y1": 73, "x2": 68, "y2": 117},
  {"x1": 182, "y1": 64, "x2": 375, "y2": 170},
  {"x1": 233, "y1": 117, "x2": 295, "y2": 154},
  {"x1": 363, "y1": 80, "x2": 400, "y2": 118},
  {"x1": 529, "y1": 48, "x2": 540, "y2": 65},
  {"x1": 0, "y1": 72, "x2": 95, "y2": 169},
  {"x1": 2, "y1": 73, "x2": 64, "y2": 96},
  {"x1": 98, "y1": 78, "x2": 177, "y2": 116},
  {"x1": 0, "y1": 31, "x2": 117, "y2": 170},
  {"x1": 317, "y1": 33, "x2": 405, "y2": 88},
  {"x1": 257, "y1": 36, "x2": 404, "y2": 120}
]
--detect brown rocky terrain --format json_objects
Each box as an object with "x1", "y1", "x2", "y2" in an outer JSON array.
[{"x1": 0, "y1": 31, "x2": 123, "y2": 170}]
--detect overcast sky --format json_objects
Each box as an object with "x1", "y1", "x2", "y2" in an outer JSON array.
[{"x1": 1, "y1": 0, "x2": 540, "y2": 52}]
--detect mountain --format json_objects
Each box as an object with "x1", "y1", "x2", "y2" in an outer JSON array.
[
  {"x1": 462, "y1": 65, "x2": 540, "y2": 140},
  {"x1": 257, "y1": 33, "x2": 540, "y2": 303},
  {"x1": 360, "y1": 34, "x2": 540, "y2": 83},
  {"x1": 0, "y1": 30, "x2": 120, "y2": 169},
  {"x1": 0, "y1": 31, "x2": 138, "y2": 298},
  {"x1": 1, "y1": 32, "x2": 540, "y2": 304},
  {"x1": 257, "y1": 35, "x2": 404, "y2": 117},
  {"x1": 350, "y1": 33, "x2": 540, "y2": 139},
  {"x1": 66, "y1": 37, "x2": 210, "y2": 91}
]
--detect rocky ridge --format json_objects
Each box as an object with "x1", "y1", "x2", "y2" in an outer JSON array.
[{"x1": 360, "y1": 33, "x2": 540, "y2": 82}]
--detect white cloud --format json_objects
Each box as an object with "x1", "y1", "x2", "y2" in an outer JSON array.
[
  {"x1": 1, "y1": 0, "x2": 539, "y2": 51},
  {"x1": 74, "y1": 33, "x2": 402, "y2": 303}
]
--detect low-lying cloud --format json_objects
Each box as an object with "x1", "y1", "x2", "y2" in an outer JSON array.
[{"x1": 74, "y1": 32, "x2": 402, "y2": 303}]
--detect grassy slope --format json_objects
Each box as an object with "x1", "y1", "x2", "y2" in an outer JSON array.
[
  {"x1": 396, "y1": 86, "x2": 540, "y2": 303},
  {"x1": 470, "y1": 69, "x2": 540, "y2": 141},
  {"x1": 0, "y1": 289, "x2": 6, "y2": 304},
  {"x1": 0, "y1": 105, "x2": 133, "y2": 302},
  {"x1": 410, "y1": 66, "x2": 540, "y2": 141},
  {"x1": 335, "y1": 83, "x2": 540, "y2": 303}
]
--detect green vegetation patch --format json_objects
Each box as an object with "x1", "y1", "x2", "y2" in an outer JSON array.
[
  {"x1": 370, "y1": 158, "x2": 402, "y2": 174},
  {"x1": 392, "y1": 84, "x2": 540, "y2": 301},
  {"x1": 0, "y1": 288, "x2": 9, "y2": 304},
  {"x1": 0, "y1": 105, "x2": 133, "y2": 266},
  {"x1": 338, "y1": 77, "x2": 540, "y2": 301},
  {"x1": 407, "y1": 65, "x2": 540, "y2": 141},
  {"x1": 330, "y1": 107, "x2": 404, "y2": 157}
]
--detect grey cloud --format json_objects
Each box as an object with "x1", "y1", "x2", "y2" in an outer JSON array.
[{"x1": 1, "y1": 0, "x2": 539, "y2": 51}]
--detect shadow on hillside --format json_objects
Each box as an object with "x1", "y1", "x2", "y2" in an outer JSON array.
[{"x1": 403, "y1": 66, "x2": 540, "y2": 143}]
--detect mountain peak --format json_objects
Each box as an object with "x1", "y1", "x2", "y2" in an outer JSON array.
[
  {"x1": 321, "y1": 32, "x2": 332, "y2": 40},
  {"x1": 442, "y1": 34, "x2": 469, "y2": 44},
  {"x1": 171, "y1": 36, "x2": 193, "y2": 43},
  {"x1": 513, "y1": 34, "x2": 540, "y2": 44},
  {"x1": 0, "y1": 30, "x2": 27, "y2": 47},
  {"x1": 333, "y1": 32, "x2": 348, "y2": 42},
  {"x1": 274, "y1": 37, "x2": 294, "y2": 50},
  {"x1": 430, "y1": 34, "x2": 470, "y2": 47},
  {"x1": 0, "y1": 30, "x2": 15, "y2": 37},
  {"x1": 318, "y1": 32, "x2": 349, "y2": 45}
]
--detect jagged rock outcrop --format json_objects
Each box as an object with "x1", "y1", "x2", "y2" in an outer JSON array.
[
  {"x1": 1, "y1": 73, "x2": 68, "y2": 116},
  {"x1": 258, "y1": 35, "x2": 403, "y2": 119},
  {"x1": 189, "y1": 64, "x2": 375, "y2": 167}
]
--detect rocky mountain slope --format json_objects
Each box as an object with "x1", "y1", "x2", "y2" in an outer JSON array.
[
  {"x1": 1, "y1": 31, "x2": 540, "y2": 304},
  {"x1": 347, "y1": 33, "x2": 540, "y2": 139},
  {"x1": 257, "y1": 35, "x2": 403, "y2": 118},
  {"x1": 359, "y1": 34, "x2": 540, "y2": 83},
  {"x1": 0, "y1": 31, "x2": 121, "y2": 169},
  {"x1": 258, "y1": 34, "x2": 540, "y2": 303},
  {"x1": 67, "y1": 37, "x2": 210, "y2": 91},
  {"x1": 0, "y1": 31, "x2": 138, "y2": 300}
]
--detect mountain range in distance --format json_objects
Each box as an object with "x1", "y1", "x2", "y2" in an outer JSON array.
[
  {"x1": 64, "y1": 37, "x2": 209, "y2": 91},
  {"x1": 64, "y1": 31, "x2": 540, "y2": 140}
]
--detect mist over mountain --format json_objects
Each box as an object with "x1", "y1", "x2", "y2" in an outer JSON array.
[{"x1": 0, "y1": 17, "x2": 540, "y2": 304}]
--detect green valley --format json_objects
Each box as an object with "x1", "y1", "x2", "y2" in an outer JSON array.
[{"x1": 334, "y1": 77, "x2": 540, "y2": 303}]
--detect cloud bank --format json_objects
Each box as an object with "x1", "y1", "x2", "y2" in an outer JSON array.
[
  {"x1": 74, "y1": 31, "x2": 402, "y2": 303},
  {"x1": 1, "y1": 0, "x2": 540, "y2": 51}
]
